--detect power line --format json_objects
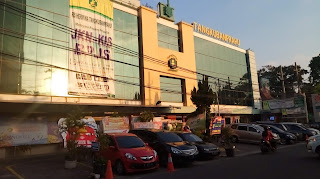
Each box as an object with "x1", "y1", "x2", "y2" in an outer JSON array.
[
  {"x1": 0, "y1": 1, "x2": 305, "y2": 97},
  {"x1": 0, "y1": 2, "x2": 259, "y2": 86},
  {"x1": 0, "y1": 28, "x2": 260, "y2": 95},
  {"x1": 0, "y1": 51, "x2": 262, "y2": 102}
]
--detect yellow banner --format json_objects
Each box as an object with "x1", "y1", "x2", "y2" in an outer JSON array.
[{"x1": 70, "y1": 0, "x2": 113, "y2": 19}]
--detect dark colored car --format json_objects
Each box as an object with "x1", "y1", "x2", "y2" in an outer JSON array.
[
  {"x1": 175, "y1": 132, "x2": 220, "y2": 159},
  {"x1": 257, "y1": 124, "x2": 297, "y2": 144},
  {"x1": 281, "y1": 122, "x2": 315, "y2": 140},
  {"x1": 97, "y1": 133, "x2": 159, "y2": 175},
  {"x1": 129, "y1": 129, "x2": 198, "y2": 166},
  {"x1": 256, "y1": 121, "x2": 314, "y2": 140}
]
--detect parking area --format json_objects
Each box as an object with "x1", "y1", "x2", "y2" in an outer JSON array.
[{"x1": 0, "y1": 142, "x2": 268, "y2": 179}]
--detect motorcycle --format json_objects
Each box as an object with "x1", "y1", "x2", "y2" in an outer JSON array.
[{"x1": 260, "y1": 138, "x2": 277, "y2": 153}]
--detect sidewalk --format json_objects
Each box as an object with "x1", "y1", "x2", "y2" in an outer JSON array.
[{"x1": 0, "y1": 153, "x2": 93, "y2": 179}]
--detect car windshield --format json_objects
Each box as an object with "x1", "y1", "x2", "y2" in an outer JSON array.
[
  {"x1": 181, "y1": 133, "x2": 203, "y2": 142},
  {"x1": 156, "y1": 132, "x2": 183, "y2": 143},
  {"x1": 270, "y1": 126, "x2": 285, "y2": 133},
  {"x1": 116, "y1": 136, "x2": 145, "y2": 148}
]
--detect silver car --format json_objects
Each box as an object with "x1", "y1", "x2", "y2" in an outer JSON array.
[{"x1": 230, "y1": 123, "x2": 280, "y2": 144}]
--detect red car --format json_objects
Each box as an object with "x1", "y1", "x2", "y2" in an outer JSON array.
[{"x1": 98, "y1": 133, "x2": 159, "y2": 174}]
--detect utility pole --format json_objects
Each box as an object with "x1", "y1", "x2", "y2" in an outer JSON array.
[
  {"x1": 214, "y1": 81, "x2": 220, "y2": 117},
  {"x1": 294, "y1": 62, "x2": 302, "y2": 94},
  {"x1": 280, "y1": 65, "x2": 286, "y2": 99}
]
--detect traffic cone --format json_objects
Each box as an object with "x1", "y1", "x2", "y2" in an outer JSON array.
[
  {"x1": 167, "y1": 153, "x2": 175, "y2": 172},
  {"x1": 105, "y1": 160, "x2": 114, "y2": 179}
]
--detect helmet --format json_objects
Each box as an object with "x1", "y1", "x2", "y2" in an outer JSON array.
[{"x1": 264, "y1": 126, "x2": 270, "y2": 131}]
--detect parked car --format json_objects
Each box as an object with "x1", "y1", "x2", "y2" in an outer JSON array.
[
  {"x1": 97, "y1": 133, "x2": 159, "y2": 174},
  {"x1": 281, "y1": 122, "x2": 315, "y2": 140},
  {"x1": 307, "y1": 128, "x2": 320, "y2": 135},
  {"x1": 256, "y1": 121, "x2": 314, "y2": 140},
  {"x1": 306, "y1": 134, "x2": 320, "y2": 158},
  {"x1": 129, "y1": 129, "x2": 198, "y2": 166},
  {"x1": 257, "y1": 124, "x2": 296, "y2": 144},
  {"x1": 175, "y1": 132, "x2": 220, "y2": 159},
  {"x1": 230, "y1": 123, "x2": 280, "y2": 144}
]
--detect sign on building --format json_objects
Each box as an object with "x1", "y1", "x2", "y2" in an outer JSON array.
[{"x1": 68, "y1": 0, "x2": 115, "y2": 97}]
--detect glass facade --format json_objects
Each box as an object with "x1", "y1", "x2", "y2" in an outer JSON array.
[
  {"x1": 194, "y1": 37, "x2": 253, "y2": 106},
  {"x1": 0, "y1": 0, "x2": 140, "y2": 100},
  {"x1": 157, "y1": 23, "x2": 180, "y2": 52},
  {"x1": 113, "y1": 9, "x2": 140, "y2": 100},
  {"x1": 160, "y1": 76, "x2": 183, "y2": 103}
]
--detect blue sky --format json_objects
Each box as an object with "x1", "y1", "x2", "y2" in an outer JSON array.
[{"x1": 140, "y1": 0, "x2": 320, "y2": 71}]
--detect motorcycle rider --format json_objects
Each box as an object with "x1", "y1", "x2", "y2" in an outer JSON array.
[{"x1": 262, "y1": 126, "x2": 275, "y2": 149}]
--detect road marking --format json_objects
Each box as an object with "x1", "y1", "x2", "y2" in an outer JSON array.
[{"x1": 5, "y1": 165, "x2": 24, "y2": 179}]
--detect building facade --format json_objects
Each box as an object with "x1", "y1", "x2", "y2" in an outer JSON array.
[{"x1": 0, "y1": 0, "x2": 261, "y2": 158}]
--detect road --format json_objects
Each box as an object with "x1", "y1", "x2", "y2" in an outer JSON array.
[
  {"x1": 1, "y1": 143, "x2": 318, "y2": 179},
  {"x1": 140, "y1": 143, "x2": 320, "y2": 179}
]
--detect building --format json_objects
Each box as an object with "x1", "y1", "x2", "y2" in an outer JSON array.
[{"x1": 0, "y1": 0, "x2": 261, "y2": 158}]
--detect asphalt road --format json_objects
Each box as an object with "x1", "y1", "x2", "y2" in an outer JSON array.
[
  {"x1": 1, "y1": 143, "x2": 318, "y2": 179},
  {"x1": 140, "y1": 143, "x2": 320, "y2": 179}
]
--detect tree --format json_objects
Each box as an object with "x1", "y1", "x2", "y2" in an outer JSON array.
[
  {"x1": 258, "y1": 65, "x2": 308, "y2": 98},
  {"x1": 190, "y1": 76, "x2": 215, "y2": 129},
  {"x1": 138, "y1": 111, "x2": 154, "y2": 122},
  {"x1": 309, "y1": 55, "x2": 320, "y2": 86}
]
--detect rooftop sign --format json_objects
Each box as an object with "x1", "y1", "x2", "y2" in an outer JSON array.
[{"x1": 193, "y1": 22, "x2": 240, "y2": 47}]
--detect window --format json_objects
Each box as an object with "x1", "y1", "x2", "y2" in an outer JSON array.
[
  {"x1": 273, "y1": 124, "x2": 285, "y2": 131},
  {"x1": 249, "y1": 127, "x2": 258, "y2": 133},
  {"x1": 182, "y1": 133, "x2": 203, "y2": 142},
  {"x1": 270, "y1": 127, "x2": 278, "y2": 134},
  {"x1": 115, "y1": 136, "x2": 145, "y2": 148},
  {"x1": 160, "y1": 76, "x2": 184, "y2": 103},
  {"x1": 156, "y1": 132, "x2": 183, "y2": 143},
  {"x1": 231, "y1": 124, "x2": 237, "y2": 129},
  {"x1": 113, "y1": 9, "x2": 140, "y2": 100},
  {"x1": 238, "y1": 126, "x2": 247, "y2": 131},
  {"x1": 194, "y1": 37, "x2": 253, "y2": 106},
  {"x1": 157, "y1": 24, "x2": 180, "y2": 52},
  {"x1": 284, "y1": 124, "x2": 305, "y2": 131}
]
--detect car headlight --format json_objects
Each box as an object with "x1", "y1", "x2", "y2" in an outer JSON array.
[
  {"x1": 203, "y1": 148, "x2": 210, "y2": 152},
  {"x1": 171, "y1": 147, "x2": 182, "y2": 154},
  {"x1": 311, "y1": 131, "x2": 317, "y2": 135},
  {"x1": 125, "y1": 153, "x2": 137, "y2": 160},
  {"x1": 153, "y1": 150, "x2": 157, "y2": 157},
  {"x1": 309, "y1": 138, "x2": 316, "y2": 142},
  {"x1": 286, "y1": 134, "x2": 295, "y2": 139}
]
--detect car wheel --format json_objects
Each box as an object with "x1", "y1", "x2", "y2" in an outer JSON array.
[
  {"x1": 231, "y1": 136, "x2": 238, "y2": 143},
  {"x1": 115, "y1": 160, "x2": 126, "y2": 175}
]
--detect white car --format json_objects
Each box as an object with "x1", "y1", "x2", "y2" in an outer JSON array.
[{"x1": 306, "y1": 135, "x2": 320, "y2": 157}]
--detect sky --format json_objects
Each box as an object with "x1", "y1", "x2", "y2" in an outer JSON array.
[{"x1": 139, "y1": 0, "x2": 320, "y2": 71}]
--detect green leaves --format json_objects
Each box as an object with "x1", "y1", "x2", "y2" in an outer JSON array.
[
  {"x1": 309, "y1": 56, "x2": 320, "y2": 86},
  {"x1": 138, "y1": 111, "x2": 154, "y2": 122}
]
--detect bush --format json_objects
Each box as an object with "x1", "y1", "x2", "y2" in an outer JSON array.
[
  {"x1": 138, "y1": 111, "x2": 154, "y2": 122},
  {"x1": 221, "y1": 127, "x2": 234, "y2": 148}
]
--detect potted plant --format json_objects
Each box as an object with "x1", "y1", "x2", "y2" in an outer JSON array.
[
  {"x1": 59, "y1": 108, "x2": 85, "y2": 169},
  {"x1": 92, "y1": 131, "x2": 110, "y2": 178},
  {"x1": 138, "y1": 111, "x2": 154, "y2": 122},
  {"x1": 221, "y1": 127, "x2": 236, "y2": 157}
]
